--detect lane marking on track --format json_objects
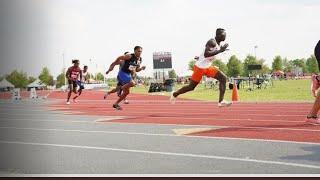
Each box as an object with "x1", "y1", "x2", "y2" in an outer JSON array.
[
  {"x1": 100, "y1": 121, "x2": 320, "y2": 132},
  {"x1": 1, "y1": 140, "x2": 320, "y2": 169},
  {"x1": 1, "y1": 126, "x2": 319, "y2": 145}
]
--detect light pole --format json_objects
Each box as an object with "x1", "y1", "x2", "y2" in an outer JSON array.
[
  {"x1": 63, "y1": 52, "x2": 66, "y2": 86},
  {"x1": 254, "y1": 45, "x2": 258, "y2": 59},
  {"x1": 95, "y1": 63, "x2": 98, "y2": 81},
  {"x1": 89, "y1": 59, "x2": 92, "y2": 81}
]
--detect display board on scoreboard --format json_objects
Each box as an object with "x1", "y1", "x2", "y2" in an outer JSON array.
[{"x1": 153, "y1": 52, "x2": 172, "y2": 69}]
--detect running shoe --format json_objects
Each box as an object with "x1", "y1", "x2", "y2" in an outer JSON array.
[
  {"x1": 218, "y1": 100, "x2": 232, "y2": 108},
  {"x1": 113, "y1": 104, "x2": 123, "y2": 110},
  {"x1": 305, "y1": 116, "x2": 320, "y2": 125},
  {"x1": 170, "y1": 91, "x2": 176, "y2": 104},
  {"x1": 103, "y1": 93, "x2": 108, "y2": 100},
  {"x1": 73, "y1": 96, "x2": 78, "y2": 103}
]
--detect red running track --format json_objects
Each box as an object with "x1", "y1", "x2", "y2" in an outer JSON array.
[{"x1": 46, "y1": 90, "x2": 320, "y2": 143}]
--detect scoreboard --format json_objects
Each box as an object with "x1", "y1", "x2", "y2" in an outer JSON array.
[{"x1": 153, "y1": 52, "x2": 172, "y2": 69}]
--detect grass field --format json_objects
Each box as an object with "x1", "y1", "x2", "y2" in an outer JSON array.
[{"x1": 125, "y1": 79, "x2": 315, "y2": 102}]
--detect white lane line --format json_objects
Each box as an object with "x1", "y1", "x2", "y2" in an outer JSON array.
[
  {"x1": 0, "y1": 126, "x2": 179, "y2": 137},
  {"x1": 95, "y1": 116, "x2": 305, "y2": 123},
  {"x1": 101, "y1": 121, "x2": 320, "y2": 132},
  {"x1": 1, "y1": 126, "x2": 320, "y2": 145},
  {"x1": 2, "y1": 113, "x2": 307, "y2": 126},
  {"x1": 0, "y1": 119, "x2": 94, "y2": 123},
  {"x1": 0, "y1": 112, "x2": 85, "y2": 116},
  {"x1": 1, "y1": 140, "x2": 320, "y2": 169},
  {"x1": 3, "y1": 117, "x2": 314, "y2": 133},
  {"x1": 147, "y1": 116, "x2": 304, "y2": 123},
  {"x1": 0, "y1": 112, "x2": 66, "y2": 116},
  {"x1": 0, "y1": 110, "x2": 306, "y2": 123},
  {"x1": 0, "y1": 111, "x2": 306, "y2": 120}
]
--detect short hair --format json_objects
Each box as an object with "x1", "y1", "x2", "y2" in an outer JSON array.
[
  {"x1": 134, "y1": 46, "x2": 142, "y2": 51},
  {"x1": 124, "y1": 52, "x2": 130, "y2": 55},
  {"x1": 216, "y1": 28, "x2": 225, "y2": 35},
  {"x1": 84, "y1": 65, "x2": 88, "y2": 68},
  {"x1": 72, "y1": 59, "x2": 79, "y2": 64}
]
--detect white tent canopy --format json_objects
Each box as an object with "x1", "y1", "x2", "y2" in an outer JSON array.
[
  {"x1": 27, "y1": 79, "x2": 46, "y2": 88},
  {"x1": 0, "y1": 79, "x2": 14, "y2": 88}
]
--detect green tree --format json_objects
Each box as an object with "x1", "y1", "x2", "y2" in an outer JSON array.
[
  {"x1": 188, "y1": 60, "x2": 196, "y2": 71},
  {"x1": 56, "y1": 71, "x2": 66, "y2": 88},
  {"x1": 28, "y1": 76, "x2": 36, "y2": 84},
  {"x1": 168, "y1": 69, "x2": 177, "y2": 79},
  {"x1": 257, "y1": 59, "x2": 271, "y2": 74},
  {"x1": 212, "y1": 59, "x2": 228, "y2": 73},
  {"x1": 86, "y1": 72, "x2": 93, "y2": 80},
  {"x1": 283, "y1": 58, "x2": 294, "y2": 73},
  {"x1": 242, "y1": 55, "x2": 259, "y2": 76},
  {"x1": 0, "y1": 76, "x2": 3, "y2": 81},
  {"x1": 227, "y1": 55, "x2": 242, "y2": 77},
  {"x1": 306, "y1": 55, "x2": 319, "y2": 74},
  {"x1": 291, "y1": 59, "x2": 307, "y2": 73},
  {"x1": 95, "y1": 72, "x2": 105, "y2": 81},
  {"x1": 6, "y1": 70, "x2": 29, "y2": 88},
  {"x1": 272, "y1": 56, "x2": 283, "y2": 71},
  {"x1": 39, "y1": 67, "x2": 54, "y2": 86},
  {"x1": 84, "y1": 72, "x2": 91, "y2": 81},
  {"x1": 262, "y1": 65, "x2": 271, "y2": 74}
]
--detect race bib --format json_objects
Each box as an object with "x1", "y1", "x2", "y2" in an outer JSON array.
[
  {"x1": 71, "y1": 71, "x2": 79, "y2": 80},
  {"x1": 129, "y1": 65, "x2": 136, "y2": 71}
]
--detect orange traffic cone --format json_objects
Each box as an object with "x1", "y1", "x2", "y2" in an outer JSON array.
[{"x1": 232, "y1": 80, "x2": 239, "y2": 102}]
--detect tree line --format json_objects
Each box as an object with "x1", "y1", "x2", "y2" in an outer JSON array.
[
  {"x1": 187, "y1": 54, "x2": 319, "y2": 78},
  {"x1": 1, "y1": 67, "x2": 106, "y2": 88}
]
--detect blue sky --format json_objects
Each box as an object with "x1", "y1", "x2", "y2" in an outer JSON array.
[{"x1": 0, "y1": 0, "x2": 319, "y2": 78}]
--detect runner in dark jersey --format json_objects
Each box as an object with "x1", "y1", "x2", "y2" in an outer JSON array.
[
  {"x1": 106, "y1": 46, "x2": 145, "y2": 110},
  {"x1": 104, "y1": 52, "x2": 145, "y2": 104},
  {"x1": 121, "y1": 58, "x2": 144, "y2": 104},
  {"x1": 66, "y1": 59, "x2": 82, "y2": 105}
]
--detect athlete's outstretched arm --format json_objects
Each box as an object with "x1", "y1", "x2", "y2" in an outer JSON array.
[{"x1": 106, "y1": 54, "x2": 131, "y2": 74}]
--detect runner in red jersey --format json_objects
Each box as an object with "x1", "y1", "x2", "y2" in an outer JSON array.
[{"x1": 66, "y1": 59, "x2": 82, "y2": 105}]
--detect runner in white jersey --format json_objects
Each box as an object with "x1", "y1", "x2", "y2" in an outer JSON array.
[
  {"x1": 170, "y1": 28, "x2": 232, "y2": 107},
  {"x1": 195, "y1": 43, "x2": 219, "y2": 69},
  {"x1": 73, "y1": 65, "x2": 88, "y2": 102}
]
